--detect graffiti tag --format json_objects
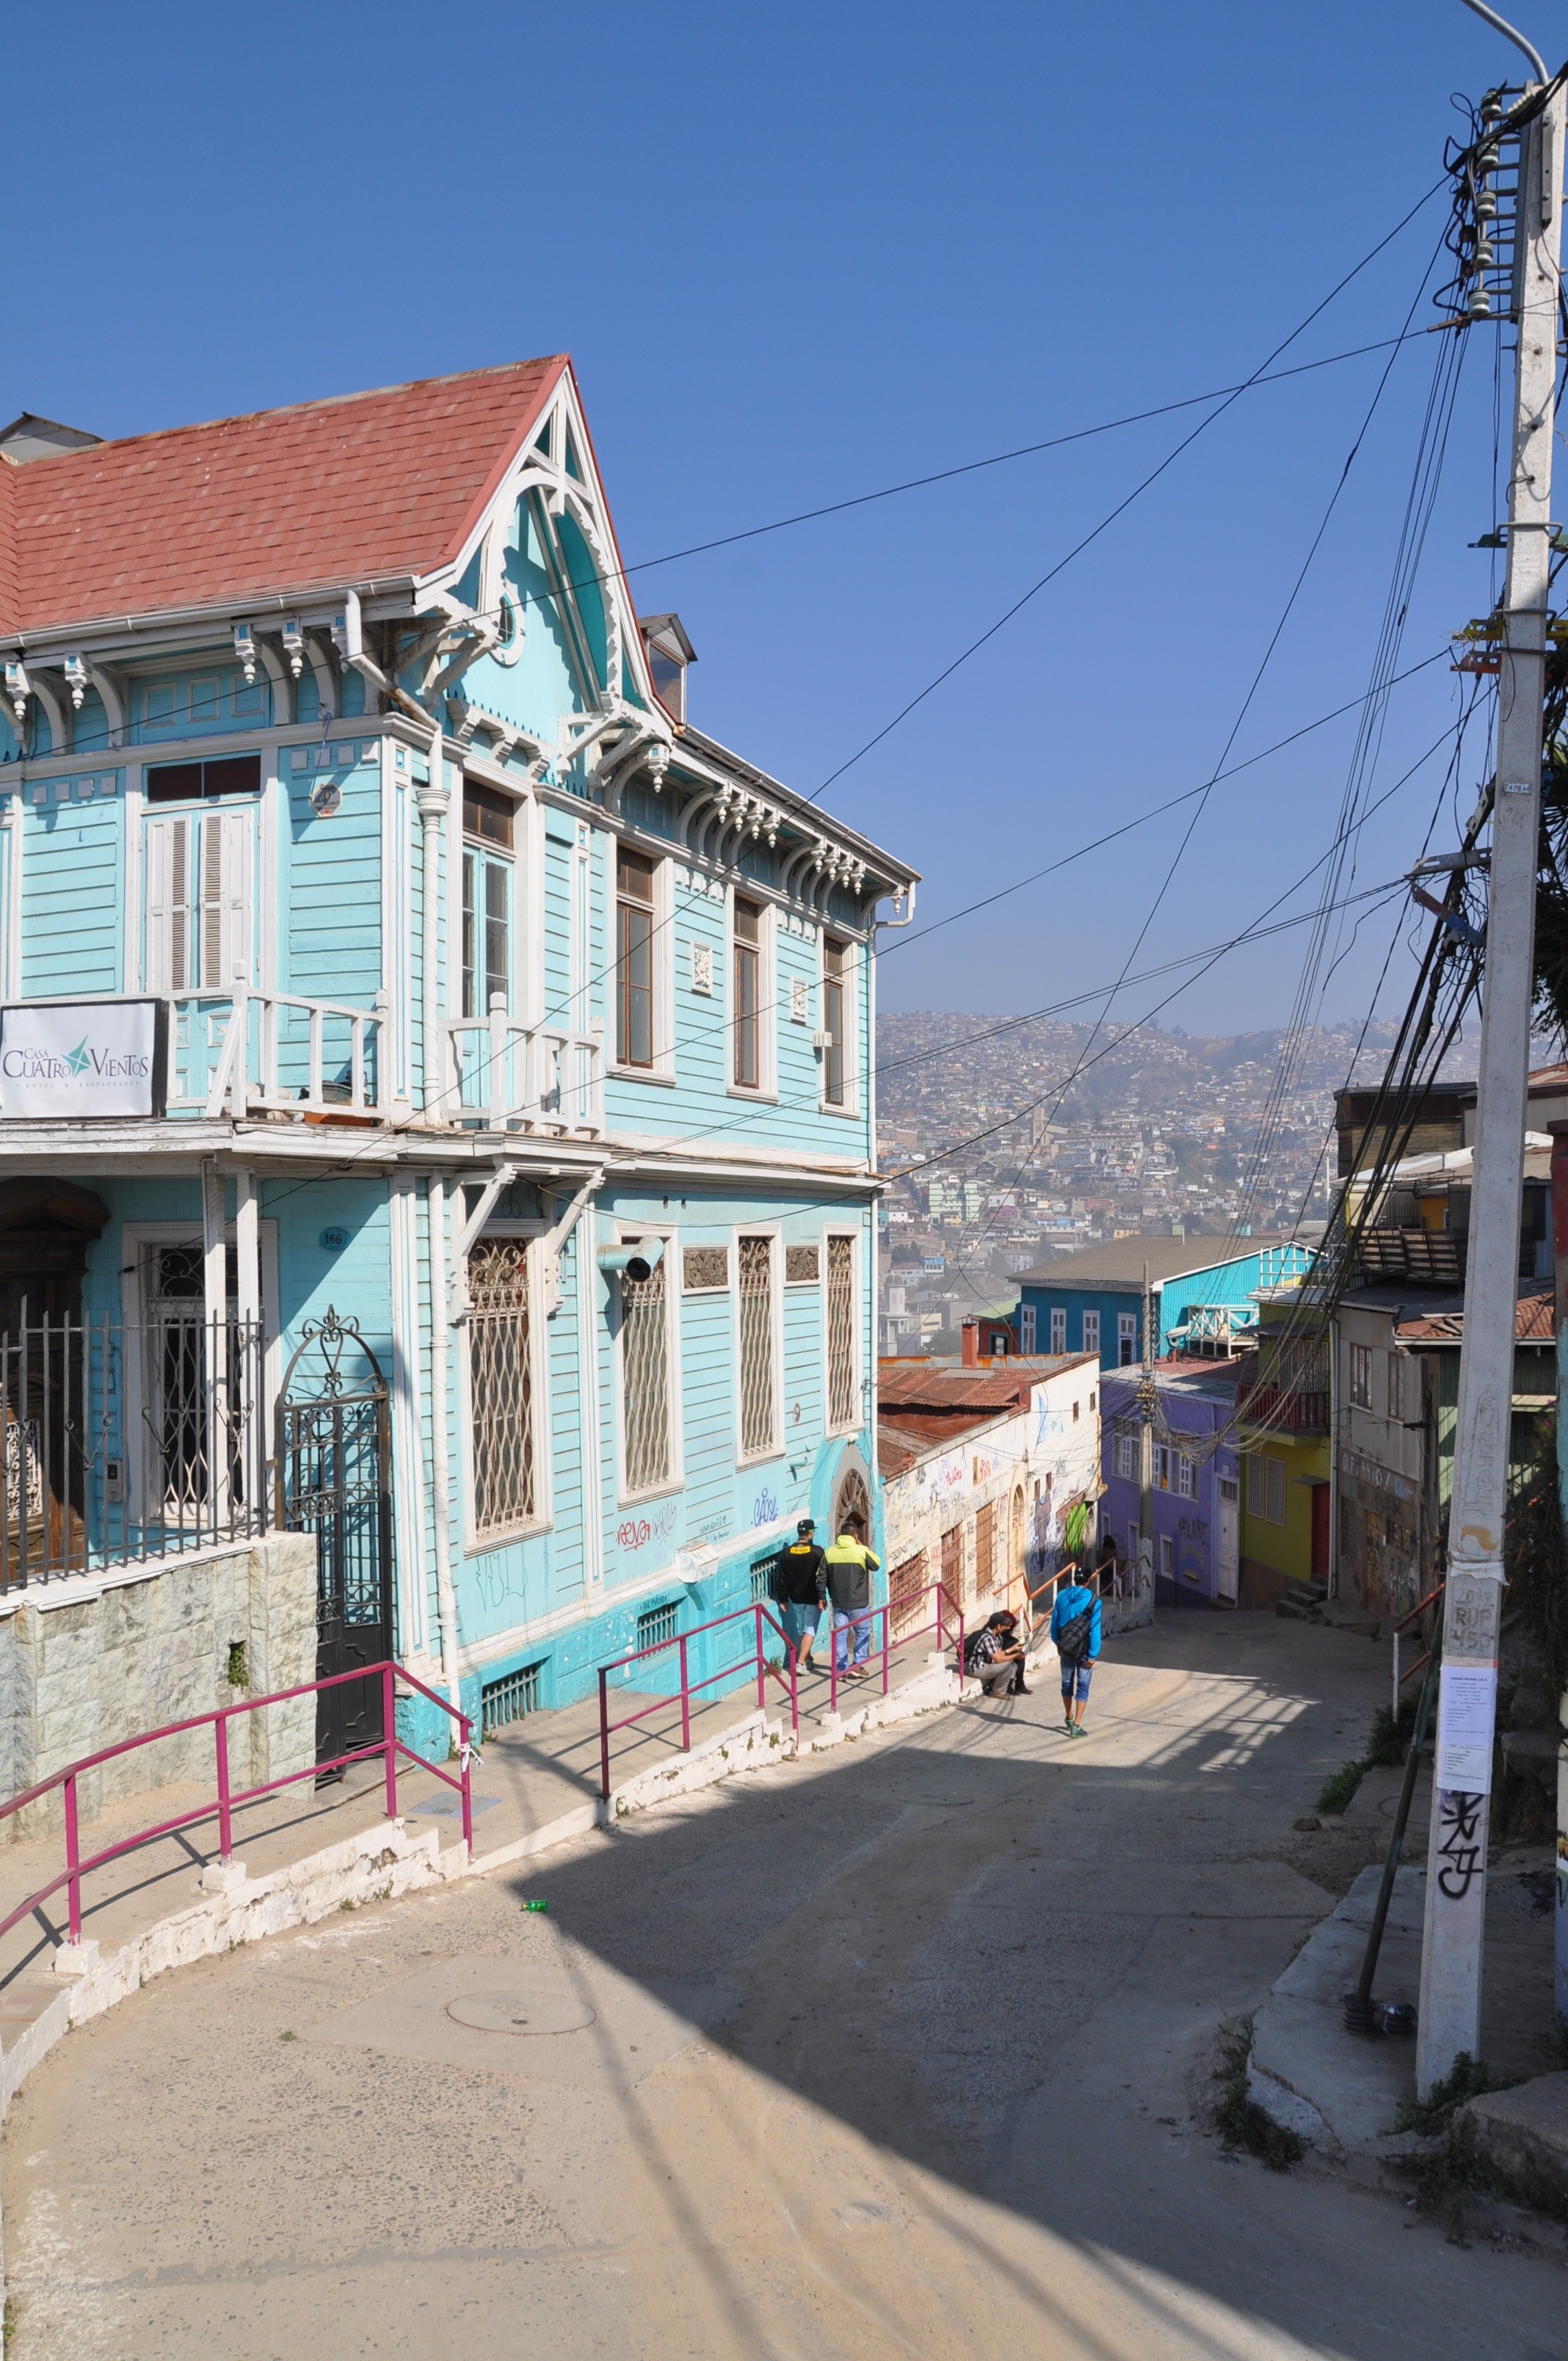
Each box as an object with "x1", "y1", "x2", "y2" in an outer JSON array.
[{"x1": 1436, "y1": 1791, "x2": 1485, "y2": 1901}]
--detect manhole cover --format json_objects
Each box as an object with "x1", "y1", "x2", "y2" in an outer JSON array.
[{"x1": 445, "y1": 1991, "x2": 595, "y2": 2036}]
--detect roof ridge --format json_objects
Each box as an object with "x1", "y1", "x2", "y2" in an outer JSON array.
[{"x1": 21, "y1": 357, "x2": 570, "y2": 466}]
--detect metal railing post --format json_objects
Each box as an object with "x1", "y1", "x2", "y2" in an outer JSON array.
[
  {"x1": 599, "y1": 1667, "x2": 611, "y2": 1801},
  {"x1": 679, "y1": 1633, "x2": 691, "y2": 1753},
  {"x1": 789, "y1": 1639, "x2": 799, "y2": 1736},
  {"x1": 460, "y1": 1718, "x2": 473, "y2": 1858},
  {"x1": 64, "y1": 1771, "x2": 81, "y2": 1945},
  {"x1": 880, "y1": 1603, "x2": 890, "y2": 1696},
  {"x1": 215, "y1": 1711, "x2": 233, "y2": 1862},
  {"x1": 755, "y1": 1603, "x2": 766, "y2": 1711},
  {"x1": 382, "y1": 1664, "x2": 398, "y2": 1821}
]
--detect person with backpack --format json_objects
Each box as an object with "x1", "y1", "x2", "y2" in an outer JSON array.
[
  {"x1": 965, "y1": 1609, "x2": 1028, "y2": 1701},
  {"x1": 775, "y1": 1517, "x2": 827, "y2": 1672},
  {"x1": 1050, "y1": 1565, "x2": 1102, "y2": 1737}
]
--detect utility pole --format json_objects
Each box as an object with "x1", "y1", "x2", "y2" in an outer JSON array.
[
  {"x1": 1138, "y1": 1262, "x2": 1155, "y2": 1603},
  {"x1": 1417, "y1": 35, "x2": 1565, "y2": 2099}
]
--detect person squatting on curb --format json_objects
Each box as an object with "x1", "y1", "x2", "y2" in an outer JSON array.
[
  {"x1": 824, "y1": 1516, "x2": 881, "y2": 1678},
  {"x1": 965, "y1": 1609, "x2": 1028, "y2": 1701},
  {"x1": 778, "y1": 1517, "x2": 827, "y2": 1672},
  {"x1": 1050, "y1": 1565, "x2": 1101, "y2": 1737}
]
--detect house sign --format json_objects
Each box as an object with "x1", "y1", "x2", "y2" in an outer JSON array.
[{"x1": 0, "y1": 1001, "x2": 161, "y2": 1117}]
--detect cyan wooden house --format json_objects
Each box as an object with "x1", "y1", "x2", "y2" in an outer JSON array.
[{"x1": 0, "y1": 364, "x2": 918, "y2": 1756}]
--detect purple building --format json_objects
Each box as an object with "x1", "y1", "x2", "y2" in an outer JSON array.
[{"x1": 1100, "y1": 1361, "x2": 1244, "y2": 1608}]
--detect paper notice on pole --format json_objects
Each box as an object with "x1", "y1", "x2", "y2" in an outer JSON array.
[{"x1": 1435, "y1": 1664, "x2": 1497, "y2": 1796}]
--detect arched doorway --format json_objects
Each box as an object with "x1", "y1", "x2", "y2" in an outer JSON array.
[{"x1": 830, "y1": 1457, "x2": 871, "y2": 1539}]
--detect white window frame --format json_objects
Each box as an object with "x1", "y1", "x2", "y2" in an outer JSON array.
[
  {"x1": 1081, "y1": 1308, "x2": 1101, "y2": 1356},
  {"x1": 142, "y1": 798, "x2": 257, "y2": 994},
  {"x1": 609, "y1": 841, "x2": 675, "y2": 1084},
  {"x1": 613, "y1": 1219, "x2": 683, "y2": 1506},
  {"x1": 727, "y1": 886, "x2": 777, "y2": 1100},
  {"x1": 460, "y1": 1217, "x2": 551, "y2": 1549},
  {"x1": 1020, "y1": 1304, "x2": 1037, "y2": 1354},
  {"x1": 733, "y1": 1221, "x2": 784, "y2": 1465},
  {"x1": 118, "y1": 1218, "x2": 282, "y2": 1522},
  {"x1": 818, "y1": 928, "x2": 858, "y2": 1116},
  {"x1": 1049, "y1": 1306, "x2": 1067, "y2": 1354},
  {"x1": 1349, "y1": 1342, "x2": 1373, "y2": 1410},
  {"x1": 823, "y1": 1225, "x2": 860, "y2": 1436},
  {"x1": 1118, "y1": 1312, "x2": 1137, "y2": 1366},
  {"x1": 1114, "y1": 1430, "x2": 1136, "y2": 1481}
]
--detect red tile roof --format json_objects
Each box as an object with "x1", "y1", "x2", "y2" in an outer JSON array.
[{"x1": 0, "y1": 358, "x2": 570, "y2": 637}]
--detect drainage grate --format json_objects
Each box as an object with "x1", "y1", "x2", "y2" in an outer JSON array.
[
  {"x1": 636, "y1": 1600, "x2": 679, "y2": 1653},
  {"x1": 482, "y1": 1659, "x2": 545, "y2": 1735}
]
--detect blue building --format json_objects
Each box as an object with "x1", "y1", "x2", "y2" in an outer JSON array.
[
  {"x1": 1100, "y1": 1363, "x2": 1244, "y2": 1606},
  {"x1": 0, "y1": 366, "x2": 918, "y2": 1757},
  {"x1": 1009, "y1": 1235, "x2": 1313, "y2": 1373}
]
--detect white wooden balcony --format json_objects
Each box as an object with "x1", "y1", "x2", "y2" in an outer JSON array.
[{"x1": 445, "y1": 1001, "x2": 604, "y2": 1138}]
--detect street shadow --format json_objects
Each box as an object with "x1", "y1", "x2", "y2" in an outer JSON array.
[{"x1": 476, "y1": 1618, "x2": 1491, "y2": 2361}]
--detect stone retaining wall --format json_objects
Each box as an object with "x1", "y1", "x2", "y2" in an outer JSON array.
[{"x1": 0, "y1": 1534, "x2": 318, "y2": 1838}]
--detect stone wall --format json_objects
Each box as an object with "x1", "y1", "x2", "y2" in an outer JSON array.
[{"x1": 0, "y1": 1535, "x2": 317, "y2": 1840}]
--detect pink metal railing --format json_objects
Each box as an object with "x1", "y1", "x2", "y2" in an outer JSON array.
[
  {"x1": 0, "y1": 1659, "x2": 472, "y2": 1953},
  {"x1": 823, "y1": 1580, "x2": 967, "y2": 1716},
  {"x1": 598, "y1": 1600, "x2": 800, "y2": 1799},
  {"x1": 596, "y1": 1581, "x2": 970, "y2": 1798}
]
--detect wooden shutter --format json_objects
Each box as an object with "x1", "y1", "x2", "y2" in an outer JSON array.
[
  {"x1": 200, "y1": 809, "x2": 251, "y2": 987},
  {"x1": 144, "y1": 815, "x2": 189, "y2": 993}
]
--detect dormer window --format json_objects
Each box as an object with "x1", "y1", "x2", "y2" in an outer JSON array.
[{"x1": 639, "y1": 614, "x2": 696, "y2": 725}]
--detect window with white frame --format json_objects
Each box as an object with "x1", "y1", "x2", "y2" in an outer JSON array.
[
  {"x1": 468, "y1": 1236, "x2": 535, "y2": 1535},
  {"x1": 615, "y1": 849, "x2": 656, "y2": 1069},
  {"x1": 826, "y1": 1233, "x2": 857, "y2": 1430},
  {"x1": 1177, "y1": 1453, "x2": 1197, "y2": 1500},
  {"x1": 737, "y1": 1233, "x2": 777, "y2": 1458},
  {"x1": 461, "y1": 783, "x2": 514, "y2": 1020},
  {"x1": 620, "y1": 1240, "x2": 672, "y2": 1495},
  {"x1": 1115, "y1": 1429, "x2": 1136, "y2": 1481},
  {"x1": 1082, "y1": 1308, "x2": 1101, "y2": 1355},
  {"x1": 733, "y1": 898, "x2": 764, "y2": 1089},
  {"x1": 1049, "y1": 1306, "x2": 1067, "y2": 1354},
  {"x1": 1349, "y1": 1343, "x2": 1373, "y2": 1409},
  {"x1": 145, "y1": 806, "x2": 252, "y2": 992},
  {"x1": 1020, "y1": 1305, "x2": 1037, "y2": 1353},
  {"x1": 1118, "y1": 1312, "x2": 1137, "y2": 1366},
  {"x1": 821, "y1": 935, "x2": 849, "y2": 1107}
]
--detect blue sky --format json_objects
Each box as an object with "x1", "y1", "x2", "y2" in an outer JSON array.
[{"x1": 5, "y1": 1, "x2": 1550, "y2": 1030}]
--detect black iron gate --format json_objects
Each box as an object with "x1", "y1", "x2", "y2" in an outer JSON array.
[{"x1": 277, "y1": 1309, "x2": 393, "y2": 1771}]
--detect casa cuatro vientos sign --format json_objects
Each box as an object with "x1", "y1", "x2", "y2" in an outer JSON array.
[{"x1": 0, "y1": 1001, "x2": 161, "y2": 1117}]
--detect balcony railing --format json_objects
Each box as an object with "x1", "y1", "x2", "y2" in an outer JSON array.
[
  {"x1": 175, "y1": 984, "x2": 385, "y2": 1117},
  {"x1": 1236, "y1": 1380, "x2": 1329, "y2": 1436},
  {"x1": 445, "y1": 1001, "x2": 604, "y2": 1137}
]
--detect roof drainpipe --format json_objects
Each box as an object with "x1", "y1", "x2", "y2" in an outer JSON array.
[{"x1": 341, "y1": 587, "x2": 388, "y2": 700}]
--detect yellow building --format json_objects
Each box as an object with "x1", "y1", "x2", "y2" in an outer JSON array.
[{"x1": 1236, "y1": 1288, "x2": 1331, "y2": 1610}]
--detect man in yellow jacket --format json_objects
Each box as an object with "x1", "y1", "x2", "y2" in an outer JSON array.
[{"x1": 824, "y1": 1516, "x2": 882, "y2": 1679}]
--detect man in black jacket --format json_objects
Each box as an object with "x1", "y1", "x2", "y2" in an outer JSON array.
[{"x1": 777, "y1": 1517, "x2": 827, "y2": 1671}]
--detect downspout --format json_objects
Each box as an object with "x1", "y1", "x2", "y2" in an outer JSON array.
[
  {"x1": 878, "y1": 880, "x2": 918, "y2": 930},
  {"x1": 341, "y1": 587, "x2": 389, "y2": 701},
  {"x1": 417, "y1": 743, "x2": 449, "y2": 1121},
  {"x1": 427, "y1": 1172, "x2": 463, "y2": 1714}
]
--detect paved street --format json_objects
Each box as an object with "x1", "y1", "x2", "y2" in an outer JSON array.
[{"x1": 4, "y1": 1614, "x2": 1561, "y2": 2360}]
